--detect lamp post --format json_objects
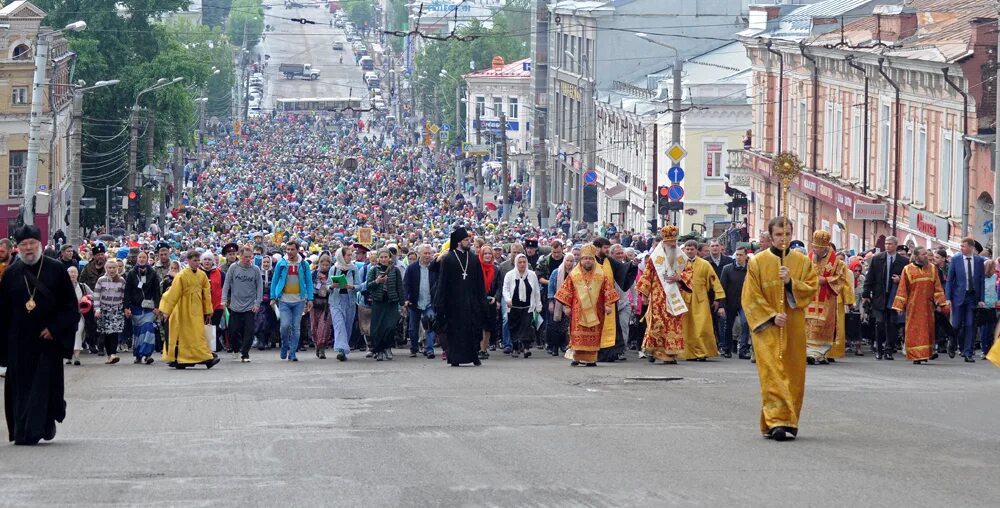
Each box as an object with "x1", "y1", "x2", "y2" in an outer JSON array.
[
  {"x1": 21, "y1": 20, "x2": 87, "y2": 227},
  {"x1": 127, "y1": 77, "x2": 184, "y2": 230},
  {"x1": 636, "y1": 32, "x2": 683, "y2": 229},
  {"x1": 68, "y1": 79, "x2": 119, "y2": 247}
]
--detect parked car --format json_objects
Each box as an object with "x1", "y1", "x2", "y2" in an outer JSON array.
[{"x1": 333, "y1": 41, "x2": 344, "y2": 50}]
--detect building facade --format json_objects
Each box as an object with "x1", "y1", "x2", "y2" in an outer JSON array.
[
  {"x1": 463, "y1": 57, "x2": 533, "y2": 179},
  {"x1": 739, "y1": 0, "x2": 997, "y2": 252},
  {"x1": 0, "y1": 1, "x2": 74, "y2": 240}
]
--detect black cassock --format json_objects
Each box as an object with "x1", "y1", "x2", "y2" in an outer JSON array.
[
  {"x1": 597, "y1": 255, "x2": 638, "y2": 362},
  {"x1": 433, "y1": 249, "x2": 486, "y2": 366},
  {"x1": 0, "y1": 255, "x2": 79, "y2": 445}
]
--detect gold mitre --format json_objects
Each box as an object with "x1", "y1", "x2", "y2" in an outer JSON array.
[
  {"x1": 580, "y1": 244, "x2": 598, "y2": 258},
  {"x1": 660, "y1": 225, "x2": 678, "y2": 241},
  {"x1": 811, "y1": 230, "x2": 832, "y2": 249}
]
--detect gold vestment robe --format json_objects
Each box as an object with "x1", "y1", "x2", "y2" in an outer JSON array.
[
  {"x1": 891, "y1": 263, "x2": 946, "y2": 361},
  {"x1": 742, "y1": 248, "x2": 818, "y2": 434},
  {"x1": 159, "y1": 267, "x2": 214, "y2": 365},
  {"x1": 555, "y1": 265, "x2": 619, "y2": 363},
  {"x1": 680, "y1": 257, "x2": 724, "y2": 359},
  {"x1": 636, "y1": 257, "x2": 688, "y2": 360},
  {"x1": 805, "y1": 253, "x2": 847, "y2": 362}
]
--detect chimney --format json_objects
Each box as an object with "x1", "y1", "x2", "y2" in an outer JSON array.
[
  {"x1": 873, "y1": 5, "x2": 917, "y2": 43},
  {"x1": 748, "y1": 4, "x2": 784, "y2": 31}
]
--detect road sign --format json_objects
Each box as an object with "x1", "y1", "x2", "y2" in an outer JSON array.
[
  {"x1": 667, "y1": 165, "x2": 685, "y2": 183},
  {"x1": 666, "y1": 143, "x2": 687, "y2": 162},
  {"x1": 441, "y1": 123, "x2": 451, "y2": 131},
  {"x1": 667, "y1": 184, "x2": 684, "y2": 201},
  {"x1": 429, "y1": 124, "x2": 441, "y2": 134},
  {"x1": 440, "y1": 131, "x2": 449, "y2": 141},
  {"x1": 584, "y1": 170, "x2": 598, "y2": 185},
  {"x1": 666, "y1": 201, "x2": 685, "y2": 211},
  {"x1": 462, "y1": 142, "x2": 490, "y2": 156}
]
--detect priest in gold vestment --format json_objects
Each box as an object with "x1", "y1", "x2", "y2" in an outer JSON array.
[
  {"x1": 678, "y1": 240, "x2": 725, "y2": 360},
  {"x1": 805, "y1": 231, "x2": 849, "y2": 365},
  {"x1": 555, "y1": 245, "x2": 619, "y2": 366},
  {"x1": 159, "y1": 251, "x2": 221, "y2": 369},
  {"x1": 742, "y1": 217, "x2": 818, "y2": 441},
  {"x1": 636, "y1": 226, "x2": 688, "y2": 364}
]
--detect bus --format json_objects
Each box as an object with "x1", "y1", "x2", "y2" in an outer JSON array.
[
  {"x1": 274, "y1": 97, "x2": 364, "y2": 113},
  {"x1": 359, "y1": 56, "x2": 374, "y2": 71}
]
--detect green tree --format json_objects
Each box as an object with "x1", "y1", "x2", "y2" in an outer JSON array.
[
  {"x1": 228, "y1": 0, "x2": 264, "y2": 49},
  {"x1": 202, "y1": 0, "x2": 234, "y2": 28}
]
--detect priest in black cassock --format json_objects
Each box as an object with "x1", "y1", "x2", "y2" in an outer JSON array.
[
  {"x1": 1, "y1": 225, "x2": 80, "y2": 445},
  {"x1": 433, "y1": 227, "x2": 486, "y2": 367}
]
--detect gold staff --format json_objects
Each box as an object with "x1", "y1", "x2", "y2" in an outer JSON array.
[{"x1": 772, "y1": 152, "x2": 804, "y2": 358}]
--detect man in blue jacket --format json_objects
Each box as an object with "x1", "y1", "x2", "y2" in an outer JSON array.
[
  {"x1": 404, "y1": 244, "x2": 438, "y2": 358},
  {"x1": 270, "y1": 241, "x2": 314, "y2": 361},
  {"x1": 946, "y1": 237, "x2": 985, "y2": 362}
]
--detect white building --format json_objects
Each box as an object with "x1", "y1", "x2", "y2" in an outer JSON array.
[{"x1": 463, "y1": 57, "x2": 533, "y2": 173}]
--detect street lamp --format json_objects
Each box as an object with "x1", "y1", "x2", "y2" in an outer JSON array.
[
  {"x1": 127, "y1": 77, "x2": 185, "y2": 230},
  {"x1": 635, "y1": 32, "x2": 683, "y2": 229},
  {"x1": 68, "y1": 79, "x2": 119, "y2": 247},
  {"x1": 22, "y1": 20, "x2": 87, "y2": 227}
]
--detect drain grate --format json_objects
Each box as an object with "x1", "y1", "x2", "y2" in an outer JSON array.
[{"x1": 623, "y1": 376, "x2": 684, "y2": 383}]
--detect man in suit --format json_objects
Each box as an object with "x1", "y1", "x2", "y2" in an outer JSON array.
[
  {"x1": 403, "y1": 244, "x2": 439, "y2": 358},
  {"x1": 946, "y1": 237, "x2": 985, "y2": 363},
  {"x1": 862, "y1": 236, "x2": 908, "y2": 360},
  {"x1": 719, "y1": 246, "x2": 750, "y2": 358},
  {"x1": 704, "y1": 239, "x2": 734, "y2": 354}
]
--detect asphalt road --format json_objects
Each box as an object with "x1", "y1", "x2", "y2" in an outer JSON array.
[
  {"x1": 260, "y1": 2, "x2": 367, "y2": 110},
  {"x1": 2, "y1": 348, "x2": 999, "y2": 507}
]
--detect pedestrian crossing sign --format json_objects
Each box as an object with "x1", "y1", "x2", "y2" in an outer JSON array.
[
  {"x1": 440, "y1": 131, "x2": 449, "y2": 141},
  {"x1": 429, "y1": 124, "x2": 441, "y2": 134}
]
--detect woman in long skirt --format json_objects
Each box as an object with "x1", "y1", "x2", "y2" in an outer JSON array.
[
  {"x1": 93, "y1": 259, "x2": 126, "y2": 365},
  {"x1": 124, "y1": 251, "x2": 161, "y2": 365},
  {"x1": 330, "y1": 246, "x2": 359, "y2": 361},
  {"x1": 256, "y1": 256, "x2": 279, "y2": 349},
  {"x1": 366, "y1": 248, "x2": 403, "y2": 361},
  {"x1": 67, "y1": 266, "x2": 92, "y2": 366},
  {"x1": 503, "y1": 254, "x2": 542, "y2": 358},
  {"x1": 479, "y1": 245, "x2": 501, "y2": 360},
  {"x1": 311, "y1": 254, "x2": 333, "y2": 359}
]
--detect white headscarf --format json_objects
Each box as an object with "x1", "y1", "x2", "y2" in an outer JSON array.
[{"x1": 514, "y1": 253, "x2": 529, "y2": 303}]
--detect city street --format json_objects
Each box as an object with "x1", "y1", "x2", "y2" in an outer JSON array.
[
  {"x1": 2, "y1": 352, "x2": 999, "y2": 506},
  {"x1": 260, "y1": 3, "x2": 366, "y2": 110}
]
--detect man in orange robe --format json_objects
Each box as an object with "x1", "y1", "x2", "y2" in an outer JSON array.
[
  {"x1": 636, "y1": 225, "x2": 688, "y2": 364},
  {"x1": 555, "y1": 244, "x2": 619, "y2": 366},
  {"x1": 891, "y1": 246, "x2": 948, "y2": 364},
  {"x1": 805, "y1": 230, "x2": 848, "y2": 365}
]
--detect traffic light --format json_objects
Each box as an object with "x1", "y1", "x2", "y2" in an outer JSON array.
[
  {"x1": 583, "y1": 185, "x2": 598, "y2": 223},
  {"x1": 648, "y1": 218, "x2": 658, "y2": 235},
  {"x1": 128, "y1": 189, "x2": 140, "y2": 215},
  {"x1": 657, "y1": 186, "x2": 670, "y2": 216}
]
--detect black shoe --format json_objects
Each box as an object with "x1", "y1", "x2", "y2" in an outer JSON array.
[
  {"x1": 948, "y1": 349, "x2": 956, "y2": 359},
  {"x1": 913, "y1": 360, "x2": 923, "y2": 365},
  {"x1": 336, "y1": 351, "x2": 346, "y2": 361},
  {"x1": 885, "y1": 353, "x2": 894, "y2": 361},
  {"x1": 489, "y1": 345, "x2": 497, "y2": 351},
  {"x1": 875, "y1": 353, "x2": 883, "y2": 360},
  {"x1": 427, "y1": 353, "x2": 436, "y2": 359},
  {"x1": 43, "y1": 421, "x2": 57, "y2": 441},
  {"x1": 930, "y1": 353, "x2": 939, "y2": 360},
  {"x1": 524, "y1": 351, "x2": 532, "y2": 359},
  {"x1": 570, "y1": 361, "x2": 580, "y2": 366},
  {"x1": 144, "y1": 357, "x2": 154, "y2": 365},
  {"x1": 696, "y1": 357, "x2": 707, "y2": 362},
  {"x1": 964, "y1": 356, "x2": 976, "y2": 363},
  {"x1": 584, "y1": 363, "x2": 597, "y2": 367},
  {"x1": 473, "y1": 360, "x2": 482, "y2": 366},
  {"x1": 827, "y1": 358, "x2": 835, "y2": 363},
  {"x1": 205, "y1": 356, "x2": 221, "y2": 369},
  {"x1": 616, "y1": 353, "x2": 627, "y2": 362},
  {"x1": 410, "y1": 351, "x2": 418, "y2": 358},
  {"x1": 722, "y1": 352, "x2": 732, "y2": 358},
  {"x1": 738, "y1": 354, "x2": 751, "y2": 360},
  {"x1": 771, "y1": 426, "x2": 794, "y2": 442}
]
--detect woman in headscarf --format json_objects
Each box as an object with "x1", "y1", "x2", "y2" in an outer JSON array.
[
  {"x1": 330, "y1": 245, "x2": 359, "y2": 361},
  {"x1": 123, "y1": 251, "x2": 161, "y2": 365},
  {"x1": 849, "y1": 257, "x2": 866, "y2": 356},
  {"x1": 310, "y1": 253, "x2": 334, "y2": 359},
  {"x1": 479, "y1": 245, "x2": 502, "y2": 359},
  {"x1": 546, "y1": 252, "x2": 575, "y2": 356},
  {"x1": 66, "y1": 266, "x2": 92, "y2": 366},
  {"x1": 366, "y1": 248, "x2": 404, "y2": 361},
  {"x1": 502, "y1": 254, "x2": 542, "y2": 358}
]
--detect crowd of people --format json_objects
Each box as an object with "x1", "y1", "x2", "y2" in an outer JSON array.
[{"x1": 3, "y1": 110, "x2": 1000, "y2": 446}]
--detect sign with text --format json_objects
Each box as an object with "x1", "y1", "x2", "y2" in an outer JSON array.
[
  {"x1": 909, "y1": 211, "x2": 951, "y2": 242},
  {"x1": 853, "y1": 202, "x2": 887, "y2": 221},
  {"x1": 462, "y1": 142, "x2": 490, "y2": 156}
]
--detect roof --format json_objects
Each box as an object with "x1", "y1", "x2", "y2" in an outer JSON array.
[
  {"x1": 808, "y1": 0, "x2": 997, "y2": 63},
  {"x1": 464, "y1": 58, "x2": 532, "y2": 80},
  {"x1": 740, "y1": 0, "x2": 877, "y2": 40},
  {"x1": 0, "y1": 0, "x2": 45, "y2": 18}
]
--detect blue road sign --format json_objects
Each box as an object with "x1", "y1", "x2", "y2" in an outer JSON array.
[
  {"x1": 441, "y1": 123, "x2": 451, "y2": 131},
  {"x1": 667, "y1": 165, "x2": 685, "y2": 183},
  {"x1": 584, "y1": 170, "x2": 598, "y2": 185},
  {"x1": 667, "y1": 184, "x2": 685, "y2": 201}
]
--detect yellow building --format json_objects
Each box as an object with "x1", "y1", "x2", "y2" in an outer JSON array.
[{"x1": 0, "y1": 0, "x2": 74, "y2": 239}]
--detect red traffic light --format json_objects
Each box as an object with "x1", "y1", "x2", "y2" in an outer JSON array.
[
  {"x1": 128, "y1": 191, "x2": 137, "y2": 200},
  {"x1": 657, "y1": 186, "x2": 670, "y2": 197}
]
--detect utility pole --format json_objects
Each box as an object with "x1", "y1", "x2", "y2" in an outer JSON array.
[
  {"x1": 68, "y1": 90, "x2": 83, "y2": 247},
  {"x1": 454, "y1": 84, "x2": 461, "y2": 148},
  {"x1": 670, "y1": 59, "x2": 683, "y2": 227},
  {"x1": 532, "y1": 0, "x2": 551, "y2": 228},
  {"x1": 105, "y1": 184, "x2": 110, "y2": 231},
  {"x1": 127, "y1": 106, "x2": 140, "y2": 230},
  {"x1": 500, "y1": 110, "x2": 510, "y2": 221},
  {"x1": 21, "y1": 33, "x2": 50, "y2": 226},
  {"x1": 146, "y1": 109, "x2": 156, "y2": 230},
  {"x1": 994, "y1": 11, "x2": 1000, "y2": 253}
]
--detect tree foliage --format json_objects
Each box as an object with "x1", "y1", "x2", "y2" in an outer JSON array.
[
  {"x1": 227, "y1": 0, "x2": 264, "y2": 48},
  {"x1": 202, "y1": 0, "x2": 234, "y2": 28},
  {"x1": 412, "y1": 5, "x2": 531, "y2": 144}
]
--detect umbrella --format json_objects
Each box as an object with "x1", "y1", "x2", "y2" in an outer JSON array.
[
  {"x1": 484, "y1": 202, "x2": 498, "y2": 211},
  {"x1": 97, "y1": 234, "x2": 114, "y2": 242}
]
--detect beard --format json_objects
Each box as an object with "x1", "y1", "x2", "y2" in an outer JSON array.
[
  {"x1": 20, "y1": 247, "x2": 42, "y2": 265},
  {"x1": 664, "y1": 246, "x2": 677, "y2": 266}
]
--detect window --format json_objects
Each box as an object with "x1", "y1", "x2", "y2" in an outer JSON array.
[
  {"x1": 849, "y1": 111, "x2": 862, "y2": 182},
  {"x1": 568, "y1": 99, "x2": 575, "y2": 143},
  {"x1": 832, "y1": 103, "x2": 843, "y2": 177},
  {"x1": 823, "y1": 100, "x2": 833, "y2": 172},
  {"x1": 474, "y1": 96, "x2": 485, "y2": 119},
  {"x1": 704, "y1": 142, "x2": 724, "y2": 179},
  {"x1": 940, "y1": 130, "x2": 953, "y2": 214},
  {"x1": 951, "y1": 133, "x2": 964, "y2": 218},
  {"x1": 914, "y1": 126, "x2": 927, "y2": 206},
  {"x1": 508, "y1": 97, "x2": 518, "y2": 119},
  {"x1": 8, "y1": 151, "x2": 26, "y2": 199},
  {"x1": 11, "y1": 44, "x2": 30, "y2": 61},
  {"x1": 878, "y1": 104, "x2": 890, "y2": 193},
  {"x1": 756, "y1": 86, "x2": 765, "y2": 149},
  {"x1": 492, "y1": 97, "x2": 502, "y2": 118},
  {"x1": 902, "y1": 123, "x2": 913, "y2": 200},
  {"x1": 11, "y1": 87, "x2": 27, "y2": 105},
  {"x1": 798, "y1": 100, "x2": 807, "y2": 159}
]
